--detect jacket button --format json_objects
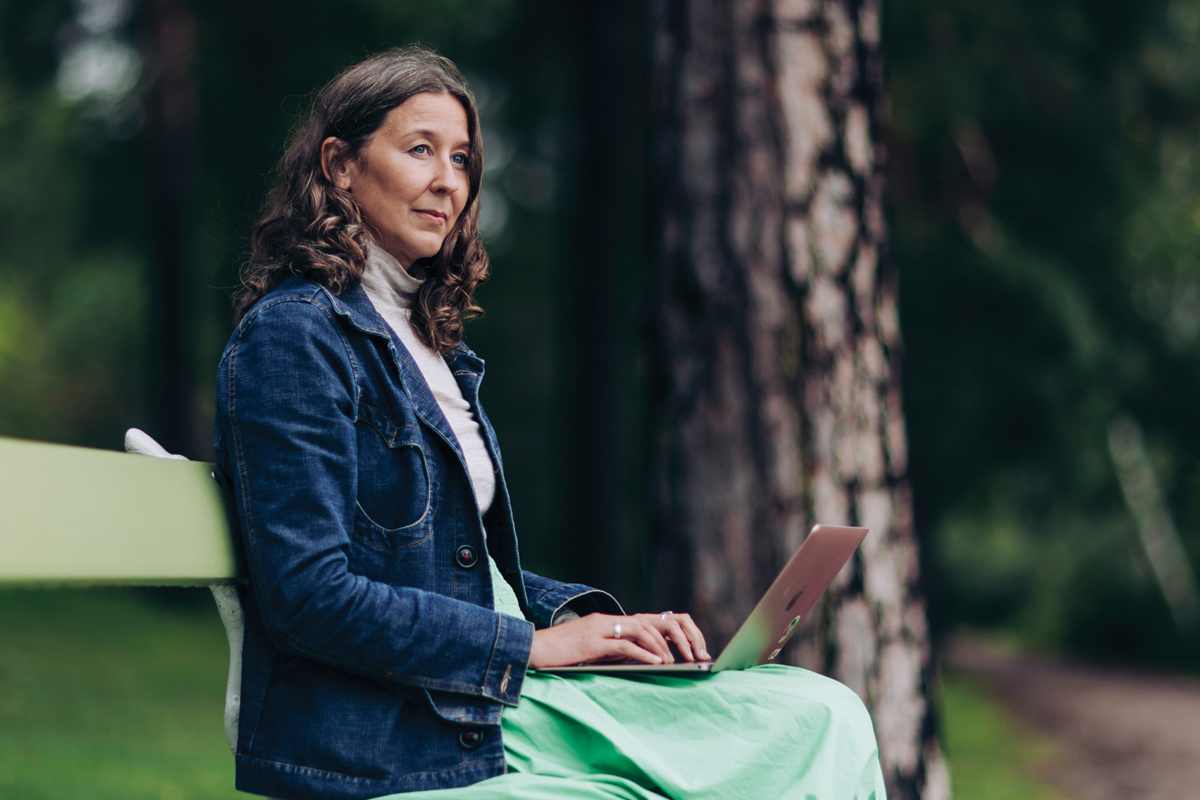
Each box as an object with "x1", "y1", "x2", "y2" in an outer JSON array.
[
  {"x1": 455, "y1": 545, "x2": 478, "y2": 569},
  {"x1": 458, "y1": 728, "x2": 484, "y2": 749}
]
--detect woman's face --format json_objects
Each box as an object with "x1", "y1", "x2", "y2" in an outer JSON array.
[{"x1": 330, "y1": 93, "x2": 472, "y2": 267}]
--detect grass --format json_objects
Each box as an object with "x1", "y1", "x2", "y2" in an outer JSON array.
[
  {"x1": 0, "y1": 588, "x2": 241, "y2": 800},
  {"x1": 940, "y1": 669, "x2": 1067, "y2": 800},
  {"x1": 1, "y1": 588, "x2": 1069, "y2": 800}
]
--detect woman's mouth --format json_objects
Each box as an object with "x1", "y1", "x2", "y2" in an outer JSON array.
[{"x1": 416, "y1": 210, "x2": 447, "y2": 225}]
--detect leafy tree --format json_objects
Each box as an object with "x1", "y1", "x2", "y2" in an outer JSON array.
[{"x1": 887, "y1": 0, "x2": 1200, "y2": 664}]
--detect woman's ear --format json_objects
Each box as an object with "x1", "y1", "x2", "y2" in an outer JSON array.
[{"x1": 320, "y1": 137, "x2": 354, "y2": 189}]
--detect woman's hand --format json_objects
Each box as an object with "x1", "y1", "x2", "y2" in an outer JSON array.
[{"x1": 528, "y1": 612, "x2": 710, "y2": 669}]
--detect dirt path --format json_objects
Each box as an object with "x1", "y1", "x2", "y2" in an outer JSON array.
[{"x1": 946, "y1": 637, "x2": 1200, "y2": 800}]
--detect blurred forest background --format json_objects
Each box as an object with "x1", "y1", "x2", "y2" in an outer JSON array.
[{"x1": 1, "y1": 0, "x2": 1198, "y2": 696}]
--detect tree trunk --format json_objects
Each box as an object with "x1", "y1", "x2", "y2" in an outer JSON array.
[
  {"x1": 141, "y1": 0, "x2": 198, "y2": 456},
  {"x1": 647, "y1": 1, "x2": 948, "y2": 797}
]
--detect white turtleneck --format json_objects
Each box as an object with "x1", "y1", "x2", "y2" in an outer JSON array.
[{"x1": 359, "y1": 242, "x2": 497, "y2": 517}]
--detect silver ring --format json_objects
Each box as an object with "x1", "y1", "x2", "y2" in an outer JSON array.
[
  {"x1": 660, "y1": 611, "x2": 673, "y2": 620},
  {"x1": 613, "y1": 623, "x2": 622, "y2": 639}
]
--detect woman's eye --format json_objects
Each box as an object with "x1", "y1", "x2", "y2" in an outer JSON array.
[
  {"x1": 411, "y1": 144, "x2": 430, "y2": 155},
  {"x1": 451, "y1": 153, "x2": 469, "y2": 167}
]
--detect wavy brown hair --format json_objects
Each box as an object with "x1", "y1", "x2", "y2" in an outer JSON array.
[{"x1": 234, "y1": 47, "x2": 488, "y2": 354}]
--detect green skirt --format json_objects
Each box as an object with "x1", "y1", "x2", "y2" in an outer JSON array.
[
  {"x1": 375, "y1": 558, "x2": 885, "y2": 799},
  {"x1": 376, "y1": 664, "x2": 885, "y2": 800}
]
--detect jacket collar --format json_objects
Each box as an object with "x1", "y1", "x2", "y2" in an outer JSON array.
[
  {"x1": 315, "y1": 278, "x2": 483, "y2": 372},
  {"x1": 304, "y1": 277, "x2": 487, "y2": 473}
]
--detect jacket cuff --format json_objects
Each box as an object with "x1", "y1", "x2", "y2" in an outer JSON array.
[
  {"x1": 482, "y1": 612, "x2": 534, "y2": 706},
  {"x1": 553, "y1": 588, "x2": 624, "y2": 619},
  {"x1": 524, "y1": 580, "x2": 623, "y2": 628}
]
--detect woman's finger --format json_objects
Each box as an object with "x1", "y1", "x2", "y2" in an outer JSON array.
[
  {"x1": 639, "y1": 612, "x2": 709, "y2": 662},
  {"x1": 612, "y1": 616, "x2": 673, "y2": 662},
  {"x1": 649, "y1": 617, "x2": 693, "y2": 661},
  {"x1": 668, "y1": 619, "x2": 699, "y2": 661},
  {"x1": 608, "y1": 638, "x2": 665, "y2": 665},
  {"x1": 673, "y1": 613, "x2": 710, "y2": 661}
]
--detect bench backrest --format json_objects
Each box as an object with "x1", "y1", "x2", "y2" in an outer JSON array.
[{"x1": 0, "y1": 436, "x2": 244, "y2": 586}]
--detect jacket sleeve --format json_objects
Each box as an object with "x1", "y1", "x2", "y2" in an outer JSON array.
[
  {"x1": 520, "y1": 571, "x2": 624, "y2": 628},
  {"x1": 219, "y1": 297, "x2": 531, "y2": 708}
]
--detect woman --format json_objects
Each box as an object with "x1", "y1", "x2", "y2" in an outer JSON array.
[{"x1": 215, "y1": 47, "x2": 885, "y2": 800}]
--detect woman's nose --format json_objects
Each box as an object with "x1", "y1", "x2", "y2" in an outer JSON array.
[{"x1": 431, "y1": 157, "x2": 458, "y2": 194}]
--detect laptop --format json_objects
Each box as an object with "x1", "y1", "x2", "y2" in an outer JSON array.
[{"x1": 538, "y1": 524, "x2": 868, "y2": 675}]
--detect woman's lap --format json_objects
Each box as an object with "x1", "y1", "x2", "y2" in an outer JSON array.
[{"x1": 374, "y1": 664, "x2": 885, "y2": 800}]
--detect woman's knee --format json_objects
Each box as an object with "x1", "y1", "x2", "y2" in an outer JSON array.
[{"x1": 761, "y1": 667, "x2": 877, "y2": 737}]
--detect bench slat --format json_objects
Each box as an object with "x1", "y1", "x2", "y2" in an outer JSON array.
[{"x1": 0, "y1": 436, "x2": 244, "y2": 586}]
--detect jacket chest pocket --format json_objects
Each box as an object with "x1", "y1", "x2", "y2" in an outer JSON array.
[{"x1": 354, "y1": 403, "x2": 434, "y2": 549}]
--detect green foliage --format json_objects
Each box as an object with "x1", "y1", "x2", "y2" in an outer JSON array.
[
  {"x1": 0, "y1": 73, "x2": 147, "y2": 446},
  {"x1": 888, "y1": 0, "x2": 1200, "y2": 665}
]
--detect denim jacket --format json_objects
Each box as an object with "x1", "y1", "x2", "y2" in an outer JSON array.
[{"x1": 213, "y1": 277, "x2": 620, "y2": 800}]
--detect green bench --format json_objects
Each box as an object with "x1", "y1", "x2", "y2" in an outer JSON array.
[
  {"x1": 0, "y1": 431, "x2": 248, "y2": 752},
  {"x1": 0, "y1": 433, "x2": 242, "y2": 586}
]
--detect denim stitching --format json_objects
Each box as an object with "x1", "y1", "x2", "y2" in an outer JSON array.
[{"x1": 237, "y1": 751, "x2": 504, "y2": 784}]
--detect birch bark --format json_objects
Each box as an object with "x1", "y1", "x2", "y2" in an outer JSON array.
[{"x1": 648, "y1": 2, "x2": 948, "y2": 796}]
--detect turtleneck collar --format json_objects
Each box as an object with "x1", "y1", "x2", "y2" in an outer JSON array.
[{"x1": 360, "y1": 240, "x2": 424, "y2": 310}]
